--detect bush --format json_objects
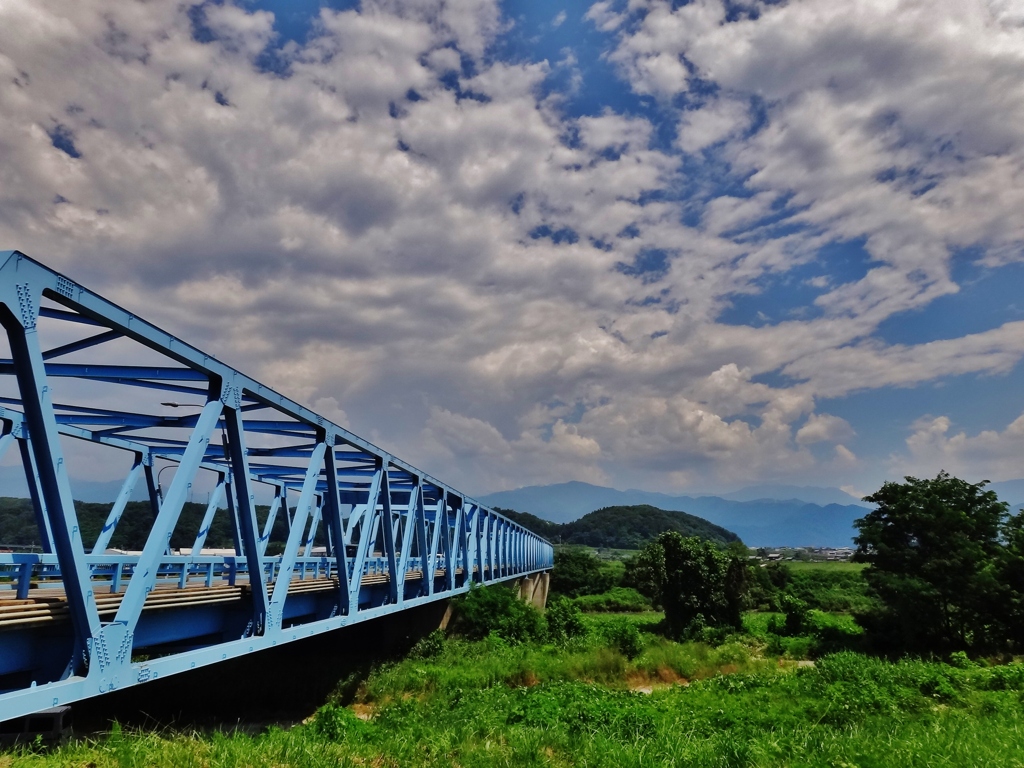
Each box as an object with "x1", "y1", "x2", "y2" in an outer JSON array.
[
  {"x1": 573, "y1": 587, "x2": 652, "y2": 613},
  {"x1": 409, "y1": 629, "x2": 447, "y2": 659},
  {"x1": 308, "y1": 703, "x2": 370, "y2": 741},
  {"x1": 453, "y1": 584, "x2": 547, "y2": 643},
  {"x1": 855, "y1": 472, "x2": 1013, "y2": 653},
  {"x1": 785, "y1": 568, "x2": 873, "y2": 613},
  {"x1": 628, "y1": 532, "x2": 746, "y2": 639},
  {"x1": 551, "y1": 547, "x2": 615, "y2": 597},
  {"x1": 602, "y1": 618, "x2": 643, "y2": 659},
  {"x1": 781, "y1": 593, "x2": 810, "y2": 636},
  {"x1": 546, "y1": 595, "x2": 588, "y2": 643}
]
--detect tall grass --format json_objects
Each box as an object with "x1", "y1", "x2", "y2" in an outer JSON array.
[{"x1": 6, "y1": 615, "x2": 1024, "y2": 768}]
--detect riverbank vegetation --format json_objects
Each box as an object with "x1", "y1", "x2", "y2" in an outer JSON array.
[
  {"x1": 6, "y1": 603, "x2": 1023, "y2": 767},
  {"x1": 4, "y1": 472, "x2": 1024, "y2": 767}
]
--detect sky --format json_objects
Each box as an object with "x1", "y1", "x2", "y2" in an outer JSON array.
[{"x1": 2, "y1": 0, "x2": 1024, "y2": 499}]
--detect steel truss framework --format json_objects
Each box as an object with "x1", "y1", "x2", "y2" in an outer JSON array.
[{"x1": 0, "y1": 251, "x2": 552, "y2": 722}]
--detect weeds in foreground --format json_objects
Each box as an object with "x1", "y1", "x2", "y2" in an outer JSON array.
[{"x1": 6, "y1": 615, "x2": 1024, "y2": 767}]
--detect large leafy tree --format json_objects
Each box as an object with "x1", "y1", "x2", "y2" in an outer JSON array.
[
  {"x1": 550, "y1": 546, "x2": 615, "y2": 597},
  {"x1": 854, "y1": 471, "x2": 1009, "y2": 653},
  {"x1": 627, "y1": 532, "x2": 746, "y2": 638},
  {"x1": 997, "y1": 511, "x2": 1024, "y2": 645}
]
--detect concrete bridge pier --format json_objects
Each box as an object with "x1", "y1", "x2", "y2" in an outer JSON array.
[{"x1": 518, "y1": 571, "x2": 550, "y2": 609}]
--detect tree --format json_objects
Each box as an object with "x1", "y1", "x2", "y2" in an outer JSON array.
[
  {"x1": 996, "y1": 510, "x2": 1024, "y2": 646},
  {"x1": 452, "y1": 583, "x2": 546, "y2": 643},
  {"x1": 854, "y1": 471, "x2": 1009, "y2": 653},
  {"x1": 550, "y1": 546, "x2": 614, "y2": 597},
  {"x1": 627, "y1": 532, "x2": 746, "y2": 639}
]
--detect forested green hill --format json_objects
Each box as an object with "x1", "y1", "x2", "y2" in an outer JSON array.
[
  {"x1": 1, "y1": 497, "x2": 739, "y2": 553},
  {"x1": 0, "y1": 497, "x2": 294, "y2": 551},
  {"x1": 499, "y1": 504, "x2": 740, "y2": 548}
]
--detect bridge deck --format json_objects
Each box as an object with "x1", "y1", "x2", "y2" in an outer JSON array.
[{"x1": 0, "y1": 566, "x2": 479, "y2": 631}]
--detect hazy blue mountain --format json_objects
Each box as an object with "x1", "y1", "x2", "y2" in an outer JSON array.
[
  {"x1": 989, "y1": 479, "x2": 1024, "y2": 506},
  {"x1": 498, "y1": 504, "x2": 740, "y2": 549},
  {"x1": 0, "y1": 465, "x2": 150, "y2": 504},
  {"x1": 720, "y1": 484, "x2": 863, "y2": 506},
  {"x1": 479, "y1": 481, "x2": 871, "y2": 547}
]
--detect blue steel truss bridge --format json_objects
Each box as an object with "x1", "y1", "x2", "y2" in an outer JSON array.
[{"x1": 0, "y1": 251, "x2": 553, "y2": 723}]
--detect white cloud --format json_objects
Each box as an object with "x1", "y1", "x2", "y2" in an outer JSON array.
[
  {"x1": 584, "y1": 1, "x2": 626, "y2": 32},
  {"x1": 796, "y1": 413, "x2": 855, "y2": 445},
  {"x1": 895, "y1": 412, "x2": 1024, "y2": 482},
  {"x1": 676, "y1": 98, "x2": 749, "y2": 154},
  {"x1": 0, "y1": 0, "x2": 1022, "y2": 496},
  {"x1": 602, "y1": 0, "x2": 1024, "y2": 324},
  {"x1": 834, "y1": 444, "x2": 858, "y2": 466}
]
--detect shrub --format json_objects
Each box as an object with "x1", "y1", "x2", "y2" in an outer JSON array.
[
  {"x1": 573, "y1": 586, "x2": 652, "y2": 613},
  {"x1": 546, "y1": 595, "x2": 588, "y2": 643},
  {"x1": 551, "y1": 547, "x2": 615, "y2": 597},
  {"x1": 855, "y1": 472, "x2": 1013, "y2": 653},
  {"x1": 453, "y1": 583, "x2": 547, "y2": 643},
  {"x1": 781, "y1": 593, "x2": 810, "y2": 635},
  {"x1": 628, "y1": 532, "x2": 747, "y2": 639},
  {"x1": 308, "y1": 703, "x2": 371, "y2": 741},
  {"x1": 409, "y1": 629, "x2": 447, "y2": 659},
  {"x1": 602, "y1": 618, "x2": 643, "y2": 659}
]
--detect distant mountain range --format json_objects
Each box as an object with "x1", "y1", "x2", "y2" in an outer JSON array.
[
  {"x1": 718, "y1": 484, "x2": 863, "y2": 506},
  {"x1": 479, "y1": 481, "x2": 871, "y2": 547},
  {"x1": 2, "y1": 460, "x2": 1022, "y2": 548},
  {"x1": 479, "y1": 478, "x2": 1024, "y2": 547},
  {"x1": 497, "y1": 504, "x2": 741, "y2": 549}
]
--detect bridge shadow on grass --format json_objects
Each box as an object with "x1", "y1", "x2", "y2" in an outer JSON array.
[{"x1": 71, "y1": 600, "x2": 452, "y2": 734}]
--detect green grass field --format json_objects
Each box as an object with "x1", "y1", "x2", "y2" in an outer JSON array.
[
  {"x1": 5, "y1": 610, "x2": 1024, "y2": 768},
  {"x1": 786, "y1": 560, "x2": 866, "y2": 573}
]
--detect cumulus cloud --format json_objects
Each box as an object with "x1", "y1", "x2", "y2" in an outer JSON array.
[
  {"x1": 1, "y1": 0, "x2": 1022, "y2": 494},
  {"x1": 602, "y1": 0, "x2": 1024, "y2": 325},
  {"x1": 895, "y1": 412, "x2": 1024, "y2": 482},
  {"x1": 796, "y1": 413, "x2": 855, "y2": 445}
]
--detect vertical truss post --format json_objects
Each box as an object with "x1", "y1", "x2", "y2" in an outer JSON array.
[
  {"x1": 472, "y1": 505, "x2": 484, "y2": 584},
  {"x1": 496, "y1": 520, "x2": 504, "y2": 578},
  {"x1": 447, "y1": 500, "x2": 463, "y2": 592},
  {"x1": 321, "y1": 441, "x2": 351, "y2": 615},
  {"x1": 17, "y1": 436, "x2": 53, "y2": 554},
  {"x1": 379, "y1": 470, "x2": 398, "y2": 604},
  {"x1": 222, "y1": 398, "x2": 269, "y2": 635},
  {"x1": 489, "y1": 513, "x2": 498, "y2": 583},
  {"x1": 268, "y1": 442, "x2": 326, "y2": 631},
  {"x1": 458, "y1": 503, "x2": 474, "y2": 587},
  {"x1": 466, "y1": 507, "x2": 477, "y2": 585},
  {"x1": 259, "y1": 487, "x2": 283, "y2": 556},
  {"x1": 224, "y1": 477, "x2": 243, "y2": 556},
  {"x1": 412, "y1": 486, "x2": 429, "y2": 596},
  {"x1": 114, "y1": 399, "x2": 222, "y2": 631},
  {"x1": 143, "y1": 461, "x2": 160, "y2": 521},
  {"x1": 193, "y1": 475, "x2": 225, "y2": 552},
  {"x1": 475, "y1": 511, "x2": 486, "y2": 583},
  {"x1": 396, "y1": 477, "x2": 421, "y2": 603},
  {"x1": 499, "y1": 524, "x2": 507, "y2": 577},
  {"x1": 438, "y1": 495, "x2": 452, "y2": 587},
  {"x1": 426, "y1": 490, "x2": 445, "y2": 594},
  {"x1": 93, "y1": 454, "x2": 144, "y2": 553},
  {"x1": 3, "y1": 289, "x2": 101, "y2": 665},
  {"x1": 348, "y1": 464, "x2": 383, "y2": 610},
  {"x1": 303, "y1": 497, "x2": 323, "y2": 559}
]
